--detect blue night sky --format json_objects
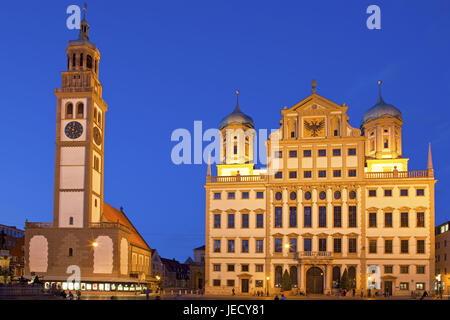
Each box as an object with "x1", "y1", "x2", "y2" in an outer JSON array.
[{"x1": 1, "y1": 0, "x2": 449, "y2": 261}]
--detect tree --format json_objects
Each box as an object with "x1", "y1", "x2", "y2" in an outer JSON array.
[
  {"x1": 340, "y1": 268, "x2": 350, "y2": 291},
  {"x1": 281, "y1": 270, "x2": 292, "y2": 291}
]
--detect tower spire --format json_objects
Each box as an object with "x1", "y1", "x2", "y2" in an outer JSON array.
[
  {"x1": 377, "y1": 80, "x2": 385, "y2": 103},
  {"x1": 427, "y1": 142, "x2": 434, "y2": 176},
  {"x1": 234, "y1": 90, "x2": 241, "y2": 112},
  {"x1": 79, "y1": 3, "x2": 90, "y2": 41}
]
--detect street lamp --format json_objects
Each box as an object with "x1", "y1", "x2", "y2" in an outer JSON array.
[
  {"x1": 266, "y1": 276, "x2": 270, "y2": 296},
  {"x1": 92, "y1": 241, "x2": 98, "y2": 247}
]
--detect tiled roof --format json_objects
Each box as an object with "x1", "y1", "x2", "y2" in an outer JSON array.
[{"x1": 102, "y1": 202, "x2": 150, "y2": 251}]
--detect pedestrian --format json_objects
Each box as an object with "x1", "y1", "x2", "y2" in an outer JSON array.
[
  {"x1": 274, "y1": 295, "x2": 279, "y2": 300},
  {"x1": 76, "y1": 289, "x2": 81, "y2": 300},
  {"x1": 420, "y1": 290, "x2": 428, "y2": 300},
  {"x1": 146, "y1": 288, "x2": 150, "y2": 300},
  {"x1": 360, "y1": 288, "x2": 364, "y2": 298},
  {"x1": 280, "y1": 294, "x2": 287, "y2": 300},
  {"x1": 68, "y1": 291, "x2": 74, "y2": 300},
  {"x1": 232, "y1": 288, "x2": 235, "y2": 296}
]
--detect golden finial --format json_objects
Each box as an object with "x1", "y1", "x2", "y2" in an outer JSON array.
[
  {"x1": 311, "y1": 79, "x2": 317, "y2": 93},
  {"x1": 236, "y1": 90, "x2": 239, "y2": 96}
]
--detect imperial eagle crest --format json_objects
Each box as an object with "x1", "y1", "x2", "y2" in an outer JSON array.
[{"x1": 304, "y1": 119, "x2": 325, "y2": 137}]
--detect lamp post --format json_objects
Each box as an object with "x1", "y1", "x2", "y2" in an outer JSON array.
[{"x1": 266, "y1": 276, "x2": 270, "y2": 296}]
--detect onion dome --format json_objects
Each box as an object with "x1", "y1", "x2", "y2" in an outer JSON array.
[
  {"x1": 219, "y1": 91, "x2": 255, "y2": 130},
  {"x1": 362, "y1": 81, "x2": 402, "y2": 125}
]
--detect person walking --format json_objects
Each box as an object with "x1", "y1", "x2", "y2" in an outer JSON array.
[
  {"x1": 420, "y1": 290, "x2": 428, "y2": 300},
  {"x1": 280, "y1": 294, "x2": 287, "y2": 300},
  {"x1": 274, "y1": 295, "x2": 279, "y2": 300},
  {"x1": 146, "y1": 288, "x2": 150, "y2": 300},
  {"x1": 360, "y1": 288, "x2": 364, "y2": 298},
  {"x1": 76, "y1": 289, "x2": 81, "y2": 300},
  {"x1": 232, "y1": 288, "x2": 235, "y2": 296},
  {"x1": 68, "y1": 291, "x2": 74, "y2": 300}
]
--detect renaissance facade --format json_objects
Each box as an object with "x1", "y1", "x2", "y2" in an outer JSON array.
[
  {"x1": 24, "y1": 11, "x2": 153, "y2": 293},
  {"x1": 205, "y1": 83, "x2": 436, "y2": 296}
]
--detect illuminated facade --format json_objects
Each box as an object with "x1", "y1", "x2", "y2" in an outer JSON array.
[
  {"x1": 205, "y1": 82, "x2": 436, "y2": 296},
  {"x1": 435, "y1": 221, "x2": 450, "y2": 294},
  {"x1": 24, "y1": 11, "x2": 153, "y2": 293}
]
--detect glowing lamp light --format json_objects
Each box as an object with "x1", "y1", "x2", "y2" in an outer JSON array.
[
  {"x1": 284, "y1": 244, "x2": 290, "y2": 249},
  {"x1": 156, "y1": 275, "x2": 161, "y2": 281},
  {"x1": 92, "y1": 241, "x2": 98, "y2": 247},
  {"x1": 266, "y1": 277, "x2": 270, "y2": 280}
]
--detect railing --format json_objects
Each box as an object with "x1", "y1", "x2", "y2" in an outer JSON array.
[
  {"x1": 25, "y1": 222, "x2": 53, "y2": 229},
  {"x1": 209, "y1": 175, "x2": 268, "y2": 183},
  {"x1": 296, "y1": 251, "x2": 333, "y2": 259},
  {"x1": 365, "y1": 170, "x2": 430, "y2": 179},
  {"x1": 89, "y1": 222, "x2": 131, "y2": 232}
]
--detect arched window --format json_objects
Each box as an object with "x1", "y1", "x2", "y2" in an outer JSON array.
[
  {"x1": 66, "y1": 103, "x2": 73, "y2": 118},
  {"x1": 290, "y1": 266, "x2": 298, "y2": 287},
  {"x1": 275, "y1": 266, "x2": 282, "y2": 287},
  {"x1": 68, "y1": 248, "x2": 73, "y2": 257},
  {"x1": 80, "y1": 53, "x2": 84, "y2": 67},
  {"x1": 72, "y1": 53, "x2": 76, "y2": 67},
  {"x1": 332, "y1": 266, "x2": 341, "y2": 288},
  {"x1": 87, "y1": 55, "x2": 93, "y2": 69},
  {"x1": 348, "y1": 266, "x2": 357, "y2": 289},
  {"x1": 76, "y1": 103, "x2": 84, "y2": 118}
]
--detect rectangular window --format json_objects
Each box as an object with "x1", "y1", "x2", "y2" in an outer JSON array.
[
  {"x1": 318, "y1": 206, "x2": 327, "y2": 228},
  {"x1": 241, "y1": 214, "x2": 249, "y2": 228},
  {"x1": 304, "y1": 206, "x2": 312, "y2": 228},
  {"x1": 214, "y1": 214, "x2": 221, "y2": 228},
  {"x1": 399, "y1": 283, "x2": 409, "y2": 290},
  {"x1": 384, "y1": 239, "x2": 393, "y2": 254},
  {"x1": 384, "y1": 189, "x2": 392, "y2": 197},
  {"x1": 256, "y1": 191, "x2": 264, "y2": 199},
  {"x1": 214, "y1": 192, "x2": 221, "y2": 200},
  {"x1": 228, "y1": 214, "x2": 235, "y2": 228},
  {"x1": 241, "y1": 239, "x2": 249, "y2": 253},
  {"x1": 274, "y1": 151, "x2": 282, "y2": 158},
  {"x1": 416, "y1": 283, "x2": 425, "y2": 290},
  {"x1": 369, "y1": 239, "x2": 377, "y2": 254},
  {"x1": 242, "y1": 192, "x2": 249, "y2": 199},
  {"x1": 289, "y1": 207, "x2": 297, "y2": 228},
  {"x1": 274, "y1": 238, "x2": 282, "y2": 253},
  {"x1": 348, "y1": 206, "x2": 357, "y2": 228},
  {"x1": 304, "y1": 238, "x2": 312, "y2": 252},
  {"x1": 289, "y1": 150, "x2": 297, "y2": 158},
  {"x1": 416, "y1": 189, "x2": 425, "y2": 196},
  {"x1": 348, "y1": 169, "x2": 357, "y2": 177},
  {"x1": 318, "y1": 149, "x2": 326, "y2": 157},
  {"x1": 289, "y1": 171, "x2": 297, "y2": 179},
  {"x1": 417, "y1": 212, "x2": 425, "y2": 227},
  {"x1": 289, "y1": 238, "x2": 297, "y2": 252},
  {"x1": 228, "y1": 192, "x2": 235, "y2": 199},
  {"x1": 303, "y1": 150, "x2": 312, "y2": 157},
  {"x1": 227, "y1": 280, "x2": 235, "y2": 287},
  {"x1": 234, "y1": 145, "x2": 238, "y2": 154},
  {"x1": 400, "y1": 265, "x2": 409, "y2": 274},
  {"x1": 255, "y1": 280, "x2": 263, "y2": 287},
  {"x1": 318, "y1": 170, "x2": 327, "y2": 178},
  {"x1": 384, "y1": 212, "x2": 392, "y2": 228},
  {"x1": 401, "y1": 239, "x2": 409, "y2": 253},
  {"x1": 333, "y1": 238, "x2": 342, "y2": 253},
  {"x1": 318, "y1": 238, "x2": 327, "y2": 252},
  {"x1": 256, "y1": 214, "x2": 264, "y2": 228},
  {"x1": 416, "y1": 265, "x2": 425, "y2": 274},
  {"x1": 332, "y1": 149, "x2": 341, "y2": 156},
  {"x1": 241, "y1": 264, "x2": 249, "y2": 272},
  {"x1": 213, "y1": 264, "x2": 221, "y2": 271},
  {"x1": 274, "y1": 207, "x2": 282, "y2": 228},
  {"x1": 401, "y1": 212, "x2": 409, "y2": 227},
  {"x1": 333, "y1": 170, "x2": 341, "y2": 177},
  {"x1": 213, "y1": 280, "x2": 221, "y2": 287},
  {"x1": 333, "y1": 206, "x2": 342, "y2": 227},
  {"x1": 369, "y1": 212, "x2": 377, "y2": 228},
  {"x1": 384, "y1": 265, "x2": 393, "y2": 274},
  {"x1": 255, "y1": 264, "x2": 264, "y2": 272},
  {"x1": 228, "y1": 240, "x2": 235, "y2": 253},
  {"x1": 348, "y1": 238, "x2": 357, "y2": 253},
  {"x1": 256, "y1": 239, "x2": 264, "y2": 253},
  {"x1": 368, "y1": 190, "x2": 377, "y2": 197},
  {"x1": 417, "y1": 240, "x2": 425, "y2": 254},
  {"x1": 274, "y1": 171, "x2": 283, "y2": 179},
  {"x1": 214, "y1": 240, "x2": 221, "y2": 253},
  {"x1": 304, "y1": 170, "x2": 312, "y2": 178},
  {"x1": 400, "y1": 189, "x2": 408, "y2": 196},
  {"x1": 348, "y1": 148, "x2": 357, "y2": 156}
]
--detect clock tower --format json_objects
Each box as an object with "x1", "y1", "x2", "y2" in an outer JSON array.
[{"x1": 54, "y1": 10, "x2": 107, "y2": 228}]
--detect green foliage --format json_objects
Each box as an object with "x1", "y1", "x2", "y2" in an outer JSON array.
[
  {"x1": 340, "y1": 268, "x2": 350, "y2": 290},
  {"x1": 281, "y1": 270, "x2": 291, "y2": 291}
]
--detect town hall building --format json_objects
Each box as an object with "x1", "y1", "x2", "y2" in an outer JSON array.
[{"x1": 204, "y1": 81, "x2": 436, "y2": 296}]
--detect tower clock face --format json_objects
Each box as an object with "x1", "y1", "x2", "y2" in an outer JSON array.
[
  {"x1": 65, "y1": 121, "x2": 83, "y2": 139},
  {"x1": 93, "y1": 127, "x2": 102, "y2": 146}
]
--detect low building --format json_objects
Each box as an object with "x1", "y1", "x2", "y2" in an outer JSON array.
[
  {"x1": 9, "y1": 237, "x2": 25, "y2": 278},
  {"x1": 435, "y1": 221, "x2": 450, "y2": 294},
  {"x1": 160, "y1": 258, "x2": 190, "y2": 290},
  {"x1": 186, "y1": 245, "x2": 205, "y2": 290}
]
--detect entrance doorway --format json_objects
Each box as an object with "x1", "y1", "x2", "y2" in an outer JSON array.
[
  {"x1": 241, "y1": 279, "x2": 249, "y2": 293},
  {"x1": 384, "y1": 281, "x2": 392, "y2": 296},
  {"x1": 306, "y1": 267, "x2": 324, "y2": 294}
]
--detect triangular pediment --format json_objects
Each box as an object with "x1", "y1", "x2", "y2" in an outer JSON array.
[{"x1": 285, "y1": 93, "x2": 346, "y2": 114}]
